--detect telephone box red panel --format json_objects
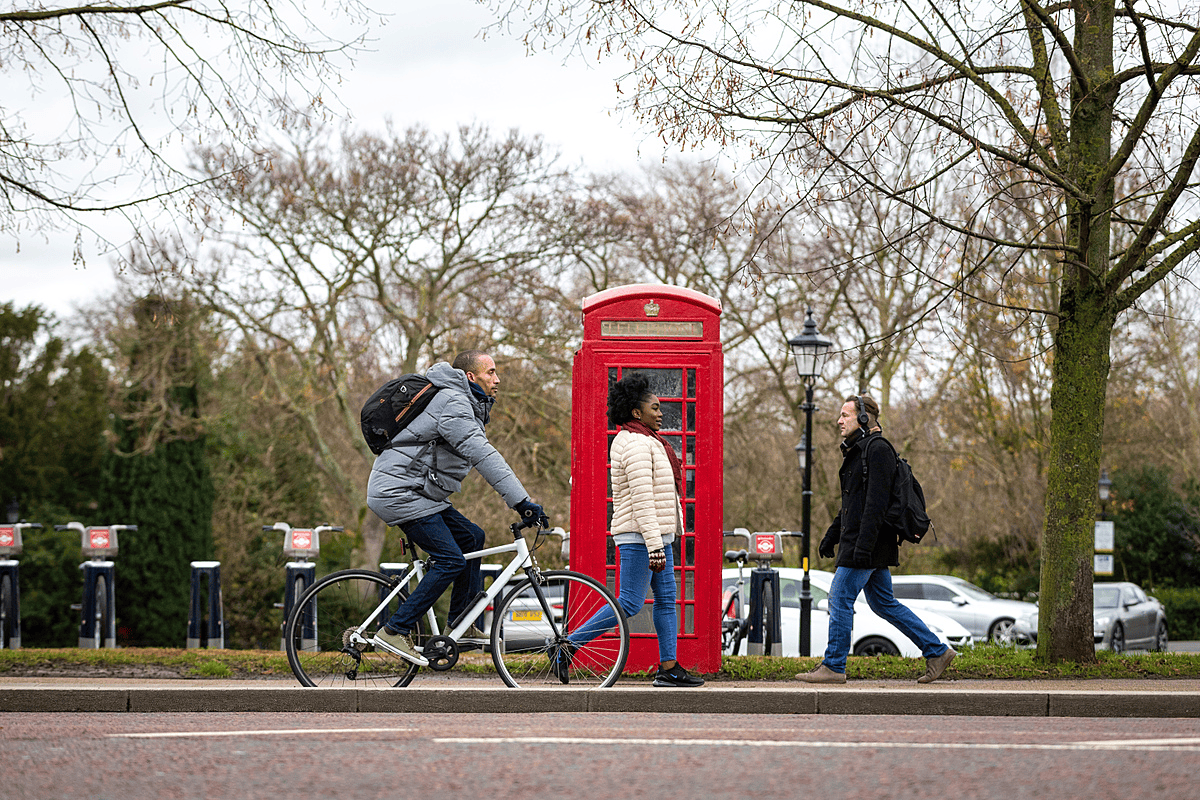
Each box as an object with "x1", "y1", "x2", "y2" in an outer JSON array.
[{"x1": 570, "y1": 285, "x2": 723, "y2": 673}]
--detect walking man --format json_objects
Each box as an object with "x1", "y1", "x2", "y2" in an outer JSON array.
[{"x1": 796, "y1": 394, "x2": 956, "y2": 684}]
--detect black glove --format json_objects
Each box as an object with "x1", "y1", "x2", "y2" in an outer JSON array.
[
  {"x1": 514, "y1": 498, "x2": 550, "y2": 528},
  {"x1": 819, "y1": 535, "x2": 837, "y2": 560},
  {"x1": 851, "y1": 548, "x2": 873, "y2": 568},
  {"x1": 648, "y1": 548, "x2": 667, "y2": 573}
]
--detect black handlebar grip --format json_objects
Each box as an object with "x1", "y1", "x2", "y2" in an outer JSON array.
[{"x1": 54, "y1": 524, "x2": 69, "y2": 531}]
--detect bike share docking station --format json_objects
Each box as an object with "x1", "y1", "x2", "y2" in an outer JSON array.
[
  {"x1": 188, "y1": 561, "x2": 224, "y2": 649},
  {"x1": 724, "y1": 527, "x2": 782, "y2": 652},
  {"x1": 56, "y1": 522, "x2": 138, "y2": 648},
  {"x1": 0, "y1": 519, "x2": 44, "y2": 649},
  {"x1": 269, "y1": 522, "x2": 343, "y2": 650}
]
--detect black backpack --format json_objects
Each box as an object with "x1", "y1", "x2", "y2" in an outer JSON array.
[
  {"x1": 360, "y1": 374, "x2": 440, "y2": 455},
  {"x1": 862, "y1": 436, "x2": 934, "y2": 546}
]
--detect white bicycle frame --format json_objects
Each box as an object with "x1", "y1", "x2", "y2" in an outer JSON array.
[{"x1": 346, "y1": 530, "x2": 551, "y2": 652}]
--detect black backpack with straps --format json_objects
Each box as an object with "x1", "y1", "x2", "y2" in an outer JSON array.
[
  {"x1": 861, "y1": 435, "x2": 934, "y2": 546},
  {"x1": 360, "y1": 374, "x2": 440, "y2": 455}
]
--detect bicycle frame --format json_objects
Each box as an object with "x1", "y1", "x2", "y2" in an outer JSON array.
[{"x1": 345, "y1": 524, "x2": 557, "y2": 651}]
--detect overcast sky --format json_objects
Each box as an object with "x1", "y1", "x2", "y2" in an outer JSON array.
[{"x1": 4, "y1": 1, "x2": 684, "y2": 320}]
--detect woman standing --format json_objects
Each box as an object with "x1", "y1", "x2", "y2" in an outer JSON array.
[{"x1": 555, "y1": 374, "x2": 704, "y2": 687}]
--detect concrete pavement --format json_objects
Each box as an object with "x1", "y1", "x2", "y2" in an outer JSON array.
[{"x1": 3, "y1": 675, "x2": 1200, "y2": 717}]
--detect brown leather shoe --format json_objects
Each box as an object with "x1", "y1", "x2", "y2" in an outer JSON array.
[
  {"x1": 917, "y1": 647, "x2": 957, "y2": 683},
  {"x1": 794, "y1": 663, "x2": 847, "y2": 684}
]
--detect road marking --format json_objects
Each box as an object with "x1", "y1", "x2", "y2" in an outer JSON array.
[
  {"x1": 434, "y1": 736, "x2": 1200, "y2": 753},
  {"x1": 110, "y1": 727, "x2": 414, "y2": 739}
]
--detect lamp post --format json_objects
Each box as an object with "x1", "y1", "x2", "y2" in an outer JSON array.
[
  {"x1": 1097, "y1": 468, "x2": 1112, "y2": 520},
  {"x1": 788, "y1": 309, "x2": 833, "y2": 657}
]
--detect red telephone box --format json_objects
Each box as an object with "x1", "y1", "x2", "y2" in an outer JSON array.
[{"x1": 570, "y1": 284, "x2": 723, "y2": 673}]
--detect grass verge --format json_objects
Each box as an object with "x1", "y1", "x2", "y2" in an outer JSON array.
[{"x1": 0, "y1": 644, "x2": 1197, "y2": 681}]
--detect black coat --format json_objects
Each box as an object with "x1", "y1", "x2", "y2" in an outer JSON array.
[{"x1": 820, "y1": 430, "x2": 900, "y2": 569}]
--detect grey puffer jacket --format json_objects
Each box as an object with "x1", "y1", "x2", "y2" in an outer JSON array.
[{"x1": 366, "y1": 362, "x2": 529, "y2": 526}]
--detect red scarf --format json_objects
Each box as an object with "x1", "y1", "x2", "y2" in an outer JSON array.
[{"x1": 622, "y1": 419, "x2": 684, "y2": 496}]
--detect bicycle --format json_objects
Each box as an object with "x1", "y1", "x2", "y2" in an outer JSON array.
[
  {"x1": 284, "y1": 517, "x2": 630, "y2": 688},
  {"x1": 720, "y1": 546, "x2": 750, "y2": 655}
]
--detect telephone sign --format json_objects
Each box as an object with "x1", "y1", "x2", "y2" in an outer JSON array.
[{"x1": 571, "y1": 284, "x2": 724, "y2": 673}]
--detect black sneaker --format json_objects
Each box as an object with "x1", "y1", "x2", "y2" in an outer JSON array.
[
  {"x1": 653, "y1": 663, "x2": 705, "y2": 687},
  {"x1": 550, "y1": 641, "x2": 577, "y2": 685}
]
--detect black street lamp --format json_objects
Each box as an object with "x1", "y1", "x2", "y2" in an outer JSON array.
[{"x1": 787, "y1": 309, "x2": 833, "y2": 657}]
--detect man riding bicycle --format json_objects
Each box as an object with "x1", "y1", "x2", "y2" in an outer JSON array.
[{"x1": 366, "y1": 350, "x2": 549, "y2": 665}]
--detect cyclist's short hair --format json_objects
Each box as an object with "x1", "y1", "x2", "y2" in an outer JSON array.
[
  {"x1": 608, "y1": 374, "x2": 654, "y2": 428},
  {"x1": 452, "y1": 350, "x2": 490, "y2": 376}
]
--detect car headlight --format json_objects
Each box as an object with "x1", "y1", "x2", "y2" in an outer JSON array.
[{"x1": 1094, "y1": 615, "x2": 1111, "y2": 632}]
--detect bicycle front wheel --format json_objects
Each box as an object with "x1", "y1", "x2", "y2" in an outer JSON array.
[
  {"x1": 285, "y1": 569, "x2": 423, "y2": 688},
  {"x1": 491, "y1": 570, "x2": 629, "y2": 688}
]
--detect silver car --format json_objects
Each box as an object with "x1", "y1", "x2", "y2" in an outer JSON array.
[
  {"x1": 890, "y1": 574, "x2": 1038, "y2": 644},
  {"x1": 1013, "y1": 582, "x2": 1169, "y2": 653}
]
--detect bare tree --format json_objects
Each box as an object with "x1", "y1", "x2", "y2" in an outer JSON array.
[
  {"x1": 144, "y1": 123, "x2": 576, "y2": 566},
  {"x1": 495, "y1": 0, "x2": 1200, "y2": 662},
  {"x1": 1, "y1": 0, "x2": 372, "y2": 254}
]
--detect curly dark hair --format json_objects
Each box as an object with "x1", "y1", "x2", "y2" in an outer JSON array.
[{"x1": 608, "y1": 374, "x2": 654, "y2": 427}]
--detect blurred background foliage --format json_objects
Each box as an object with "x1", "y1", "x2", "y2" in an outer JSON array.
[{"x1": 2, "y1": 124, "x2": 1198, "y2": 647}]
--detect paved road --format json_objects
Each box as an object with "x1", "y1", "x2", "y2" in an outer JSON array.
[{"x1": 3, "y1": 711, "x2": 1199, "y2": 799}]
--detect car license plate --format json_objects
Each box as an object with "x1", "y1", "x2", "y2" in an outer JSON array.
[{"x1": 512, "y1": 609, "x2": 543, "y2": 622}]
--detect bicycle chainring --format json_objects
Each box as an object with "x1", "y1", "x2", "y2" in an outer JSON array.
[{"x1": 422, "y1": 635, "x2": 459, "y2": 671}]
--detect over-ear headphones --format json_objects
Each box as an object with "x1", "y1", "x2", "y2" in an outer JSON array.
[{"x1": 855, "y1": 394, "x2": 871, "y2": 429}]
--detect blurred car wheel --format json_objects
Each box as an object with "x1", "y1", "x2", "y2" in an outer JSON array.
[
  {"x1": 989, "y1": 617, "x2": 1016, "y2": 645},
  {"x1": 854, "y1": 636, "x2": 900, "y2": 657}
]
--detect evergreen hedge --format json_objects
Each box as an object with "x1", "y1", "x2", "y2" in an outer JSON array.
[{"x1": 1151, "y1": 587, "x2": 1200, "y2": 641}]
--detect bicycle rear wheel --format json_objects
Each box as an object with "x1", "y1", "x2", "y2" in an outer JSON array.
[
  {"x1": 491, "y1": 570, "x2": 629, "y2": 688},
  {"x1": 285, "y1": 569, "x2": 423, "y2": 688}
]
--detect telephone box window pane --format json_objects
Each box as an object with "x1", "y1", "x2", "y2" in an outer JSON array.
[
  {"x1": 660, "y1": 401, "x2": 682, "y2": 431},
  {"x1": 687, "y1": 369, "x2": 696, "y2": 397},
  {"x1": 607, "y1": 569, "x2": 617, "y2": 595},
  {"x1": 685, "y1": 570, "x2": 694, "y2": 600},
  {"x1": 686, "y1": 403, "x2": 695, "y2": 431},
  {"x1": 622, "y1": 368, "x2": 682, "y2": 398},
  {"x1": 670, "y1": 539, "x2": 681, "y2": 566},
  {"x1": 606, "y1": 537, "x2": 617, "y2": 566},
  {"x1": 606, "y1": 501, "x2": 613, "y2": 528},
  {"x1": 686, "y1": 470, "x2": 695, "y2": 499},
  {"x1": 608, "y1": 367, "x2": 618, "y2": 387},
  {"x1": 662, "y1": 434, "x2": 682, "y2": 458},
  {"x1": 684, "y1": 603, "x2": 694, "y2": 634},
  {"x1": 685, "y1": 504, "x2": 695, "y2": 530},
  {"x1": 685, "y1": 435, "x2": 695, "y2": 464},
  {"x1": 685, "y1": 536, "x2": 695, "y2": 564}
]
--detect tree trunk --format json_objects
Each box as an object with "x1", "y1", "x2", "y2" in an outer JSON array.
[{"x1": 1037, "y1": 286, "x2": 1114, "y2": 663}]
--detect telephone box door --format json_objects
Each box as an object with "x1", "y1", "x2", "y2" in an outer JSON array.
[{"x1": 571, "y1": 285, "x2": 723, "y2": 673}]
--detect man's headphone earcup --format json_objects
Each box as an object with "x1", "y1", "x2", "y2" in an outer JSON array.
[{"x1": 856, "y1": 395, "x2": 871, "y2": 428}]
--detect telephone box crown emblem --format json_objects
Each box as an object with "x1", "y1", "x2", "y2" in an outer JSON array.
[{"x1": 643, "y1": 301, "x2": 660, "y2": 317}]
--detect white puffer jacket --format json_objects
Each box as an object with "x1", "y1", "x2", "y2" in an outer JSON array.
[{"x1": 609, "y1": 429, "x2": 683, "y2": 553}]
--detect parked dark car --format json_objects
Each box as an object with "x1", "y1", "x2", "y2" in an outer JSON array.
[{"x1": 1012, "y1": 581, "x2": 1169, "y2": 653}]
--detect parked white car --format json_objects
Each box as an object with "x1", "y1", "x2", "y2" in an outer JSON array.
[
  {"x1": 889, "y1": 574, "x2": 1038, "y2": 644},
  {"x1": 722, "y1": 568, "x2": 973, "y2": 658}
]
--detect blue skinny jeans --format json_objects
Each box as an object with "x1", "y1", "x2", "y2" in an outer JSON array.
[
  {"x1": 568, "y1": 541, "x2": 678, "y2": 663},
  {"x1": 821, "y1": 566, "x2": 948, "y2": 673}
]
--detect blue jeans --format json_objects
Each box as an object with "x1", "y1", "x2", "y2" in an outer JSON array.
[
  {"x1": 385, "y1": 507, "x2": 484, "y2": 635},
  {"x1": 822, "y1": 566, "x2": 947, "y2": 673},
  {"x1": 569, "y1": 542, "x2": 678, "y2": 663}
]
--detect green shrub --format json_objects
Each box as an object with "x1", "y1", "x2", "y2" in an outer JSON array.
[{"x1": 1151, "y1": 586, "x2": 1200, "y2": 641}]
